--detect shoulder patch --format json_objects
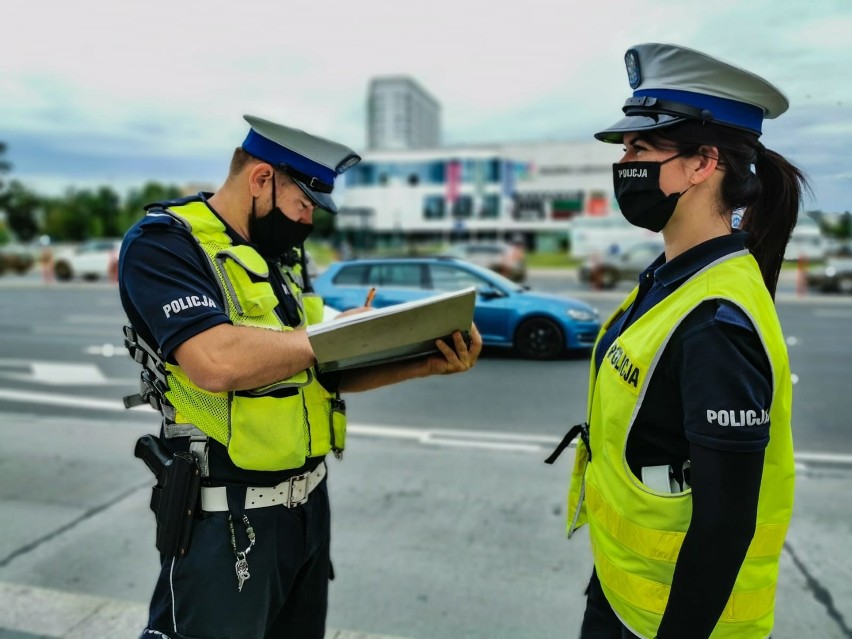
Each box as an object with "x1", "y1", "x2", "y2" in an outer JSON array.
[
  {"x1": 715, "y1": 301, "x2": 755, "y2": 332},
  {"x1": 138, "y1": 212, "x2": 179, "y2": 231}
]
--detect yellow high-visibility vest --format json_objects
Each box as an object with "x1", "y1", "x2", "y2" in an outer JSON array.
[
  {"x1": 158, "y1": 200, "x2": 345, "y2": 471},
  {"x1": 566, "y1": 249, "x2": 794, "y2": 638}
]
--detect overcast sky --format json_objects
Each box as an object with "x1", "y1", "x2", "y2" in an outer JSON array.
[{"x1": 2, "y1": 0, "x2": 850, "y2": 211}]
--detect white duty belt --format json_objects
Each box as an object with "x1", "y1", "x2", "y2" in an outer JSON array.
[{"x1": 200, "y1": 462, "x2": 327, "y2": 512}]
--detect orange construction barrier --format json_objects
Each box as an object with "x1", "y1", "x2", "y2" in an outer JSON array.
[
  {"x1": 109, "y1": 250, "x2": 119, "y2": 284},
  {"x1": 40, "y1": 247, "x2": 54, "y2": 285},
  {"x1": 796, "y1": 254, "x2": 807, "y2": 296}
]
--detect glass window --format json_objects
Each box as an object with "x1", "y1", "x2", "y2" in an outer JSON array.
[
  {"x1": 429, "y1": 264, "x2": 488, "y2": 292},
  {"x1": 512, "y1": 195, "x2": 545, "y2": 220},
  {"x1": 479, "y1": 194, "x2": 500, "y2": 219},
  {"x1": 427, "y1": 161, "x2": 445, "y2": 184},
  {"x1": 345, "y1": 163, "x2": 377, "y2": 187},
  {"x1": 423, "y1": 195, "x2": 445, "y2": 220},
  {"x1": 451, "y1": 195, "x2": 473, "y2": 219},
  {"x1": 333, "y1": 264, "x2": 369, "y2": 285},
  {"x1": 368, "y1": 263, "x2": 424, "y2": 287},
  {"x1": 486, "y1": 159, "x2": 501, "y2": 183}
]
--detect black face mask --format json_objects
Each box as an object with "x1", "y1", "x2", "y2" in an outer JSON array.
[
  {"x1": 248, "y1": 176, "x2": 314, "y2": 261},
  {"x1": 612, "y1": 154, "x2": 691, "y2": 232}
]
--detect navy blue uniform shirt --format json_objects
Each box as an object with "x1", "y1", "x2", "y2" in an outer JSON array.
[
  {"x1": 119, "y1": 193, "x2": 235, "y2": 363},
  {"x1": 118, "y1": 193, "x2": 334, "y2": 484},
  {"x1": 593, "y1": 233, "x2": 772, "y2": 475}
]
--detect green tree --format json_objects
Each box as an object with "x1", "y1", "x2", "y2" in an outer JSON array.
[
  {"x1": 3, "y1": 180, "x2": 42, "y2": 242},
  {"x1": 121, "y1": 182, "x2": 183, "y2": 232},
  {"x1": 0, "y1": 142, "x2": 11, "y2": 185},
  {"x1": 42, "y1": 187, "x2": 121, "y2": 241},
  {"x1": 89, "y1": 186, "x2": 122, "y2": 237},
  {"x1": 42, "y1": 192, "x2": 88, "y2": 241},
  {"x1": 0, "y1": 142, "x2": 13, "y2": 224},
  {"x1": 840, "y1": 211, "x2": 852, "y2": 240}
]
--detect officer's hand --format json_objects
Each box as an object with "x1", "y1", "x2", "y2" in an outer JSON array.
[{"x1": 427, "y1": 323, "x2": 482, "y2": 376}]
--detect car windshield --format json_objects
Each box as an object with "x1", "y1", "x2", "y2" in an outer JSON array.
[{"x1": 457, "y1": 260, "x2": 525, "y2": 292}]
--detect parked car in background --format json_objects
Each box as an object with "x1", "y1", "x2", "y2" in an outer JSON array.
[
  {"x1": 806, "y1": 256, "x2": 852, "y2": 294},
  {"x1": 784, "y1": 216, "x2": 829, "y2": 262},
  {"x1": 314, "y1": 256, "x2": 600, "y2": 359},
  {"x1": 568, "y1": 215, "x2": 657, "y2": 258},
  {"x1": 441, "y1": 241, "x2": 527, "y2": 282},
  {"x1": 53, "y1": 239, "x2": 122, "y2": 281},
  {"x1": 0, "y1": 244, "x2": 36, "y2": 275},
  {"x1": 578, "y1": 240, "x2": 665, "y2": 289}
]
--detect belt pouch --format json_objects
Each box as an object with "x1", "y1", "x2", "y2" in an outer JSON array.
[{"x1": 155, "y1": 452, "x2": 201, "y2": 557}]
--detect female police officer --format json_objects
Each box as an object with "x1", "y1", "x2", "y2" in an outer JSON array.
[{"x1": 548, "y1": 44, "x2": 808, "y2": 638}]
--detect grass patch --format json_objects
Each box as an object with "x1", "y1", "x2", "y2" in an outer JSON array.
[{"x1": 526, "y1": 252, "x2": 582, "y2": 269}]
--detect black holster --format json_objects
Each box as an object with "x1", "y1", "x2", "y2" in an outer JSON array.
[{"x1": 134, "y1": 435, "x2": 201, "y2": 557}]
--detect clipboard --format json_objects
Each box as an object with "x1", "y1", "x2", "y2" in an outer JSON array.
[{"x1": 307, "y1": 287, "x2": 476, "y2": 373}]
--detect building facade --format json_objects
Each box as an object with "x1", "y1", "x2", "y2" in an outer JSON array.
[
  {"x1": 337, "y1": 140, "x2": 618, "y2": 249},
  {"x1": 367, "y1": 76, "x2": 441, "y2": 151}
]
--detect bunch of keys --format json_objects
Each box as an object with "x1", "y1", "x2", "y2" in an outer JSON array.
[
  {"x1": 228, "y1": 514, "x2": 256, "y2": 593},
  {"x1": 235, "y1": 551, "x2": 251, "y2": 592}
]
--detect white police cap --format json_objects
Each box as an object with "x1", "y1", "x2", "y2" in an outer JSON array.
[
  {"x1": 595, "y1": 43, "x2": 789, "y2": 143},
  {"x1": 242, "y1": 115, "x2": 361, "y2": 214}
]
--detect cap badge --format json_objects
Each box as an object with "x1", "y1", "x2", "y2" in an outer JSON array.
[{"x1": 625, "y1": 49, "x2": 641, "y2": 89}]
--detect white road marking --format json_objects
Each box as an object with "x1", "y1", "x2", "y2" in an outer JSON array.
[
  {"x1": 0, "y1": 388, "x2": 850, "y2": 466},
  {"x1": 0, "y1": 360, "x2": 134, "y2": 386},
  {"x1": 85, "y1": 344, "x2": 127, "y2": 357},
  {"x1": 0, "y1": 388, "x2": 142, "y2": 411},
  {"x1": 0, "y1": 580, "x2": 410, "y2": 639}
]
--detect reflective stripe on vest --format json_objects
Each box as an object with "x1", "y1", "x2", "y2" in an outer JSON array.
[
  {"x1": 568, "y1": 250, "x2": 795, "y2": 639},
  {"x1": 156, "y1": 200, "x2": 345, "y2": 471}
]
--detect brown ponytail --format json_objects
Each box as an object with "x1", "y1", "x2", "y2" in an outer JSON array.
[
  {"x1": 644, "y1": 122, "x2": 810, "y2": 299},
  {"x1": 740, "y1": 147, "x2": 809, "y2": 298}
]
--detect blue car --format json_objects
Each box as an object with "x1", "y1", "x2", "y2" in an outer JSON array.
[{"x1": 313, "y1": 256, "x2": 601, "y2": 359}]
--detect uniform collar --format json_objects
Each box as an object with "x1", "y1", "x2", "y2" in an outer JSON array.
[
  {"x1": 198, "y1": 192, "x2": 249, "y2": 247},
  {"x1": 643, "y1": 232, "x2": 749, "y2": 288}
]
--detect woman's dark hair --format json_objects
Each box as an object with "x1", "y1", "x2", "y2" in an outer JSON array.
[{"x1": 643, "y1": 121, "x2": 809, "y2": 299}]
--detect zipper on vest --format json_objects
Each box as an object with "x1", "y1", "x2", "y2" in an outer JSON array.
[
  {"x1": 567, "y1": 479, "x2": 586, "y2": 539},
  {"x1": 301, "y1": 390, "x2": 311, "y2": 456}
]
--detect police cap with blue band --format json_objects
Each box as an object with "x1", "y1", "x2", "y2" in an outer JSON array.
[
  {"x1": 241, "y1": 114, "x2": 361, "y2": 214},
  {"x1": 595, "y1": 43, "x2": 789, "y2": 143}
]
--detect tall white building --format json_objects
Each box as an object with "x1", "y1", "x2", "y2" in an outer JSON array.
[{"x1": 367, "y1": 76, "x2": 441, "y2": 151}]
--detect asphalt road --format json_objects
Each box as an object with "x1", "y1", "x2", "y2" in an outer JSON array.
[{"x1": 0, "y1": 275, "x2": 850, "y2": 638}]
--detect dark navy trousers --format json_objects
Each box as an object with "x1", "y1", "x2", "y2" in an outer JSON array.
[
  {"x1": 580, "y1": 570, "x2": 642, "y2": 639},
  {"x1": 142, "y1": 480, "x2": 331, "y2": 639}
]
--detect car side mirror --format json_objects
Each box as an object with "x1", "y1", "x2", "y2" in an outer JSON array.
[{"x1": 478, "y1": 285, "x2": 504, "y2": 300}]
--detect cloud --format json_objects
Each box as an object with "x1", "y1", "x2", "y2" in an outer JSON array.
[{"x1": 1, "y1": 0, "x2": 851, "y2": 210}]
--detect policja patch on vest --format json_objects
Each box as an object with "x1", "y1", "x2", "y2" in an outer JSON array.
[{"x1": 603, "y1": 339, "x2": 642, "y2": 390}]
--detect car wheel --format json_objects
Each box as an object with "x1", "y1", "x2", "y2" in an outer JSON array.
[
  {"x1": 839, "y1": 277, "x2": 852, "y2": 295},
  {"x1": 515, "y1": 317, "x2": 564, "y2": 360},
  {"x1": 54, "y1": 261, "x2": 73, "y2": 281},
  {"x1": 598, "y1": 267, "x2": 618, "y2": 289}
]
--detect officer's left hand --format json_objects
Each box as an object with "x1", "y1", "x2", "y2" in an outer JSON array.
[{"x1": 426, "y1": 323, "x2": 482, "y2": 375}]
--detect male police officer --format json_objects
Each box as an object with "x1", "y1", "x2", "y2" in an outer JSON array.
[{"x1": 119, "y1": 115, "x2": 482, "y2": 639}]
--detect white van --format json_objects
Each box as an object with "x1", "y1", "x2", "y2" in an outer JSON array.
[
  {"x1": 568, "y1": 215, "x2": 658, "y2": 259},
  {"x1": 784, "y1": 216, "x2": 829, "y2": 262}
]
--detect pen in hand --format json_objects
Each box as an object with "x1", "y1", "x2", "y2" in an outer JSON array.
[{"x1": 364, "y1": 287, "x2": 377, "y2": 308}]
